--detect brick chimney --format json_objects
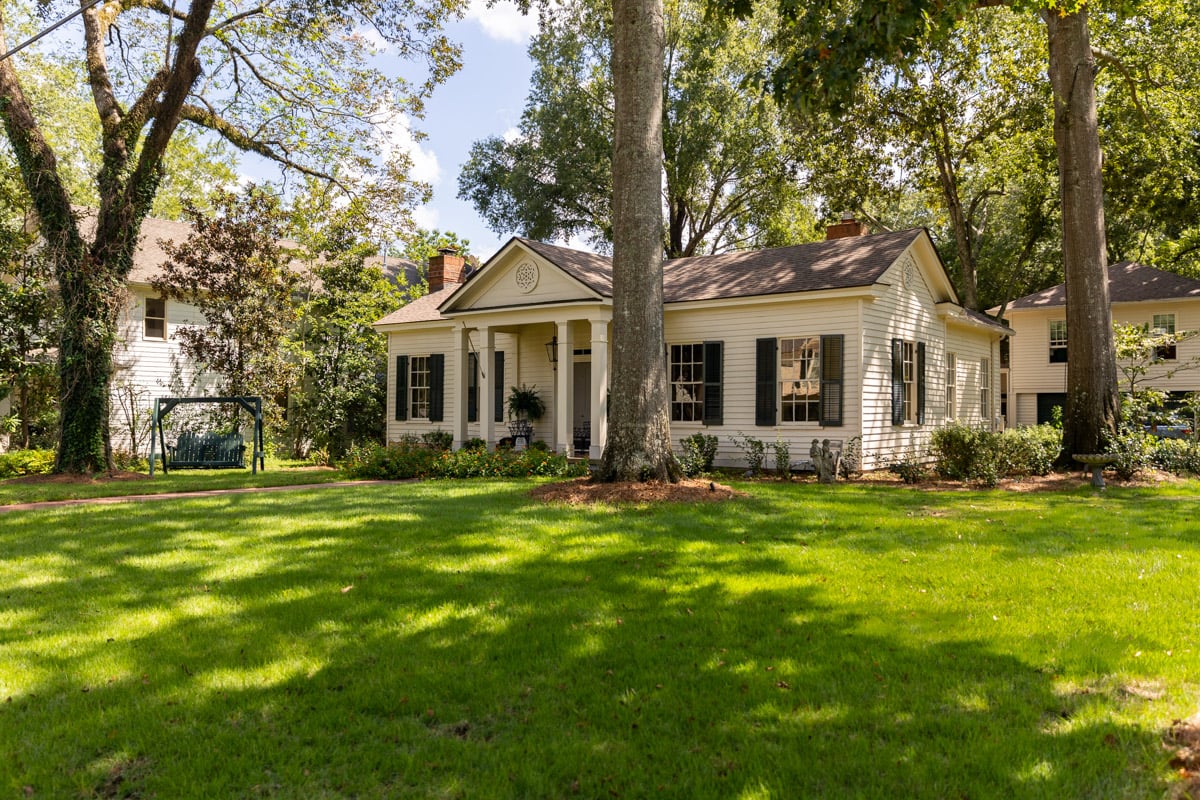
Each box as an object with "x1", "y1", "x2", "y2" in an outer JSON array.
[
  {"x1": 826, "y1": 211, "x2": 869, "y2": 240},
  {"x1": 428, "y1": 247, "x2": 466, "y2": 292}
]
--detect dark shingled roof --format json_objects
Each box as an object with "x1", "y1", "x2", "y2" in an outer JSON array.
[
  {"x1": 374, "y1": 286, "x2": 459, "y2": 325},
  {"x1": 516, "y1": 237, "x2": 615, "y2": 296},
  {"x1": 520, "y1": 228, "x2": 924, "y2": 302},
  {"x1": 1008, "y1": 261, "x2": 1200, "y2": 310},
  {"x1": 378, "y1": 228, "x2": 933, "y2": 326},
  {"x1": 662, "y1": 229, "x2": 923, "y2": 302}
]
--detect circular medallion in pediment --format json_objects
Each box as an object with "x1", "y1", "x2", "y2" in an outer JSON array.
[{"x1": 514, "y1": 261, "x2": 539, "y2": 294}]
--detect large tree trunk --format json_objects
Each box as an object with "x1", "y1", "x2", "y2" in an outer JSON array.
[
  {"x1": 599, "y1": 0, "x2": 679, "y2": 481},
  {"x1": 1043, "y1": 7, "x2": 1119, "y2": 456}
]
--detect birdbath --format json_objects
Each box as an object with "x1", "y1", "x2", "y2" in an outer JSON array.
[{"x1": 1074, "y1": 453, "x2": 1116, "y2": 489}]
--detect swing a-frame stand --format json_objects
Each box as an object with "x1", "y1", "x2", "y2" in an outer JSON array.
[{"x1": 149, "y1": 396, "x2": 266, "y2": 475}]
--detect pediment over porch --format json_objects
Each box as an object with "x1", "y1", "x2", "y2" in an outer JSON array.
[{"x1": 439, "y1": 238, "x2": 613, "y2": 315}]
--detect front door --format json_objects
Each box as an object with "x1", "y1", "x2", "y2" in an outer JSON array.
[{"x1": 573, "y1": 361, "x2": 591, "y2": 454}]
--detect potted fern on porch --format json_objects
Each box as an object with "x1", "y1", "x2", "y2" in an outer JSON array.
[{"x1": 506, "y1": 384, "x2": 545, "y2": 449}]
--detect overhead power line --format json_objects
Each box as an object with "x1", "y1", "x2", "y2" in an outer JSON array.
[{"x1": 0, "y1": 0, "x2": 107, "y2": 63}]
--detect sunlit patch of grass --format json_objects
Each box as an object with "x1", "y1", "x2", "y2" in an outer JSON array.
[{"x1": 1, "y1": 479, "x2": 1199, "y2": 797}]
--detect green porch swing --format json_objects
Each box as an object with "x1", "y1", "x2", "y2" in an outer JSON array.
[{"x1": 148, "y1": 396, "x2": 266, "y2": 475}]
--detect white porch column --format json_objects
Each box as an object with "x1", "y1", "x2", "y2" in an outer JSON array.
[
  {"x1": 479, "y1": 327, "x2": 496, "y2": 448},
  {"x1": 554, "y1": 320, "x2": 574, "y2": 454},
  {"x1": 589, "y1": 318, "x2": 609, "y2": 459},
  {"x1": 453, "y1": 326, "x2": 470, "y2": 449}
]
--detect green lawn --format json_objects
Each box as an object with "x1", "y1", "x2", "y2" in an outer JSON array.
[
  {"x1": 0, "y1": 462, "x2": 354, "y2": 506},
  {"x1": 1, "y1": 479, "x2": 1198, "y2": 798}
]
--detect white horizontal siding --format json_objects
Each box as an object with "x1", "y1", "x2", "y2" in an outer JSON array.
[
  {"x1": 665, "y1": 298, "x2": 862, "y2": 469},
  {"x1": 859, "y1": 253, "x2": 945, "y2": 469},
  {"x1": 111, "y1": 288, "x2": 220, "y2": 454},
  {"x1": 1007, "y1": 298, "x2": 1200, "y2": 399}
]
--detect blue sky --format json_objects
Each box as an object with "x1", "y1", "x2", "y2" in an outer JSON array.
[{"x1": 385, "y1": 1, "x2": 539, "y2": 261}]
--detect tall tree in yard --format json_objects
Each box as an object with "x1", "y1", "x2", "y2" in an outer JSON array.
[
  {"x1": 736, "y1": 0, "x2": 1120, "y2": 454},
  {"x1": 600, "y1": 0, "x2": 680, "y2": 480},
  {"x1": 0, "y1": 0, "x2": 461, "y2": 473}
]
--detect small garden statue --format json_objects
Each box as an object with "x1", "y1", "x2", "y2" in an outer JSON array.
[{"x1": 811, "y1": 438, "x2": 840, "y2": 484}]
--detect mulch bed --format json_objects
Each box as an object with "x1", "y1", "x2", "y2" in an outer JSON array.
[
  {"x1": 530, "y1": 476, "x2": 742, "y2": 505},
  {"x1": 1169, "y1": 715, "x2": 1200, "y2": 799}
]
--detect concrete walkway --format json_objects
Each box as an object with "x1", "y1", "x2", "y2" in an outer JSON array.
[{"x1": 0, "y1": 480, "x2": 409, "y2": 514}]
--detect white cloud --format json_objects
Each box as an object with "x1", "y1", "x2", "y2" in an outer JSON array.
[
  {"x1": 412, "y1": 205, "x2": 441, "y2": 231},
  {"x1": 374, "y1": 112, "x2": 442, "y2": 186},
  {"x1": 502, "y1": 126, "x2": 522, "y2": 143},
  {"x1": 465, "y1": 0, "x2": 538, "y2": 43}
]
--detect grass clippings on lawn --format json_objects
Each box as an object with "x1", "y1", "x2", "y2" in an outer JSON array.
[{"x1": 530, "y1": 475, "x2": 741, "y2": 504}]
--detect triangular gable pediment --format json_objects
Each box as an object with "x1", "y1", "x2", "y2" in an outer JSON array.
[
  {"x1": 439, "y1": 238, "x2": 606, "y2": 314},
  {"x1": 883, "y1": 232, "x2": 959, "y2": 305}
]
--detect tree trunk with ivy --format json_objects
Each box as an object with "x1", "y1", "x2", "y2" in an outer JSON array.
[
  {"x1": 598, "y1": 0, "x2": 680, "y2": 482},
  {"x1": 1043, "y1": 7, "x2": 1119, "y2": 456},
  {"x1": 0, "y1": 1, "x2": 214, "y2": 472}
]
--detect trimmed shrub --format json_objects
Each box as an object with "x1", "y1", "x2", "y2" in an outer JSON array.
[
  {"x1": 463, "y1": 438, "x2": 487, "y2": 452},
  {"x1": 342, "y1": 441, "x2": 586, "y2": 480},
  {"x1": 998, "y1": 424, "x2": 1061, "y2": 477},
  {"x1": 677, "y1": 433, "x2": 719, "y2": 477},
  {"x1": 932, "y1": 423, "x2": 1061, "y2": 484},
  {"x1": 0, "y1": 449, "x2": 56, "y2": 479}
]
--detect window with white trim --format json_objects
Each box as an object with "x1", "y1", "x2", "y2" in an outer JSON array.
[
  {"x1": 945, "y1": 352, "x2": 957, "y2": 420},
  {"x1": 144, "y1": 297, "x2": 166, "y2": 340},
  {"x1": 409, "y1": 356, "x2": 431, "y2": 420},
  {"x1": 902, "y1": 340, "x2": 917, "y2": 422},
  {"x1": 669, "y1": 343, "x2": 704, "y2": 422},
  {"x1": 780, "y1": 336, "x2": 820, "y2": 422},
  {"x1": 1049, "y1": 319, "x2": 1068, "y2": 363},
  {"x1": 1153, "y1": 313, "x2": 1177, "y2": 360},
  {"x1": 980, "y1": 357, "x2": 992, "y2": 421}
]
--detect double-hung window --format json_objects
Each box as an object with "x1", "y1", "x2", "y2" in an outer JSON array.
[
  {"x1": 1153, "y1": 313, "x2": 1177, "y2": 361},
  {"x1": 980, "y1": 357, "x2": 992, "y2": 421},
  {"x1": 1049, "y1": 320, "x2": 1068, "y2": 363},
  {"x1": 409, "y1": 356, "x2": 431, "y2": 420},
  {"x1": 945, "y1": 352, "x2": 957, "y2": 420},
  {"x1": 669, "y1": 343, "x2": 704, "y2": 422},
  {"x1": 144, "y1": 297, "x2": 167, "y2": 340},
  {"x1": 780, "y1": 337, "x2": 821, "y2": 423}
]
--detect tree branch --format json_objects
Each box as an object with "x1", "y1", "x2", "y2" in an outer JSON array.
[
  {"x1": 1093, "y1": 46, "x2": 1151, "y2": 125},
  {"x1": 177, "y1": 104, "x2": 345, "y2": 186},
  {"x1": 82, "y1": 0, "x2": 123, "y2": 133}
]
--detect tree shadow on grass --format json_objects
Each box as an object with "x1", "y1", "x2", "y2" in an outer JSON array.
[{"x1": 0, "y1": 481, "x2": 1177, "y2": 798}]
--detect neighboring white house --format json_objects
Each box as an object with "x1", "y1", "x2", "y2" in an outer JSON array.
[
  {"x1": 1000, "y1": 261, "x2": 1200, "y2": 427},
  {"x1": 374, "y1": 220, "x2": 1010, "y2": 471}
]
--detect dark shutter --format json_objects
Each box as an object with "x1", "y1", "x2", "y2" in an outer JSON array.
[
  {"x1": 820, "y1": 334, "x2": 844, "y2": 426},
  {"x1": 755, "y1": 338, "x2": 777, "y2": 426},
  {"x1": 891, "y1": 338, "x2": 904, "y2": 425},
  {"x1": 428, "y1": 353, "x2": 445, "y2": 422},
  {"x1": 702, "y1": 340, "x2": 724, "y2": 425},
  {"x1": 494, "y1": 351, "x2": 505, "y2": 422},
  {"x1": 467, "y1": 352, "x2": 479, "y2": 423},
  {"x1": 394, "y1": 355, "x2": 408, "y2": 421},
  {"x1": 916, "y1": 342, "x2": 926, "y2": 425}
]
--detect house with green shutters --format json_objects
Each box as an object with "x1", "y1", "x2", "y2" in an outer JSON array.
[{"x1": 373, "y1": 218, "x2": 1010, "y2": 470}]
